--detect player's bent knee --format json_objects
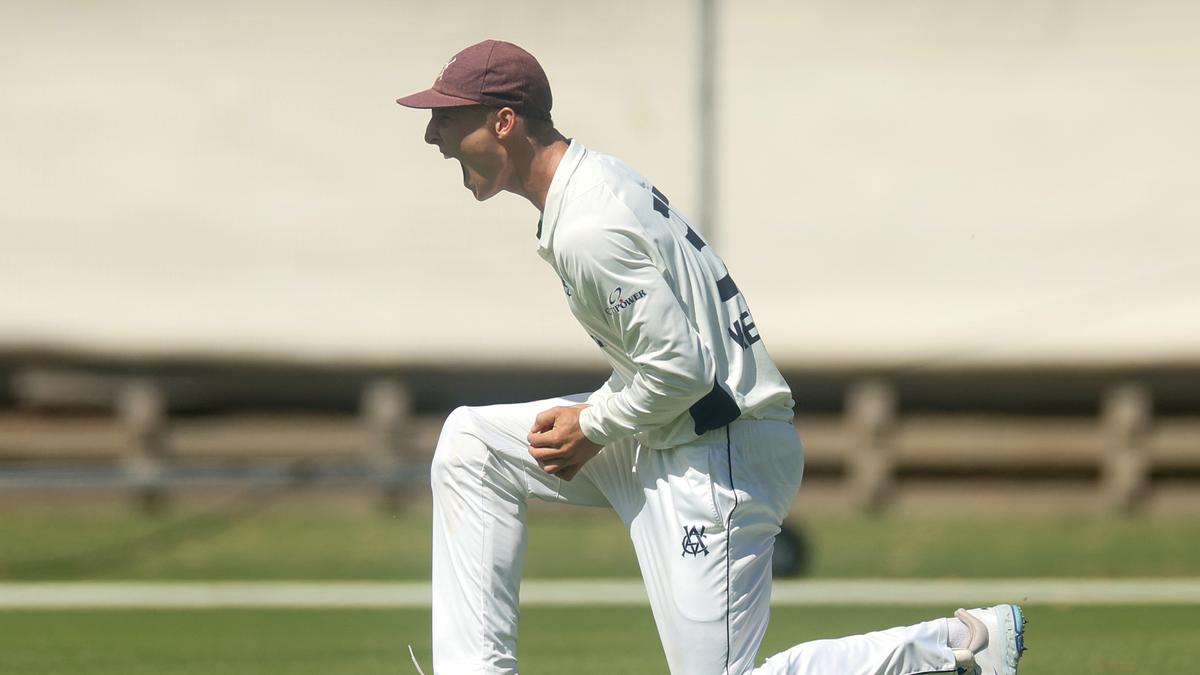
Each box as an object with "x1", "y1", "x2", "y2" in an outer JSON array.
[
  {"x1": 430, "y1": 406, "x2": 481, "y2": 489},
  {"x1": 438, "y1": 405, "x2": 476, "y2": 439}
]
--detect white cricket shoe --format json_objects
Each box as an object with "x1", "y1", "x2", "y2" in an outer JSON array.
[{"x1": 951, "y1": 604, "x2": 1026, "y2": 675}]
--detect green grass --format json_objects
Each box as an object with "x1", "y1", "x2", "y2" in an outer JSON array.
[
  {"x1": 1, "y1": 605, "x2": 1196, "y2": 674},
  {"x1": 4, "y1": 502, "x2": 1200, "y2": 580},
  {"x1": 5, "y1": 504, "x2": 1193, "y2": 672}
]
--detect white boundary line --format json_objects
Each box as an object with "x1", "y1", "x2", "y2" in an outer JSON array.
[{"x1": 2, "y1": 579, "x2": 1200, "y2": 608}]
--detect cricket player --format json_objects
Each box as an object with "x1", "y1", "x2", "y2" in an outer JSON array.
[{"x1": 397, "y1": 39, "x2": 1026, "y2": 675}]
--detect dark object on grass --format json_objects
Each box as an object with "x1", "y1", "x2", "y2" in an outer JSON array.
[{"x1": 773, "y1": 521, "x2": 811, "y2": 578}]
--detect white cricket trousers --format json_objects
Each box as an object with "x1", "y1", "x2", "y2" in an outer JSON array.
[{"x1": 430, "y1": 395, "x2": 958, "y2": 674}]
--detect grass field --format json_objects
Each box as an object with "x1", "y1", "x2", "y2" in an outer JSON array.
[
  {"x1": 5, "y1": 503, "x2": 1200, "y2": 580},
  {"x1": 3, "y1": 604, "x2": 1197, "y2": 674},
  {"x1": 4, "y1": 504, "x2": 1198, "y2": 673}
]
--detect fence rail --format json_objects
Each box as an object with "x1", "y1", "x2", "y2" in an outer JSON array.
[{"x1": 1, "y1": 371, "x2": 1196, "y2": 513}]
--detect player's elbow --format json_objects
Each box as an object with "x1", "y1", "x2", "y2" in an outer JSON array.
[
  {"x1": 633, "y1": 343, "x2": 716, "y2": 406},
  {"x1": 668, "y1": 355, "x2": 718, "y2": 405}
]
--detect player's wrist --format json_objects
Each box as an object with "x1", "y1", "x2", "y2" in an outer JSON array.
[{"x1": 577, "y1": 407, "x2": 612, "y2": 446}]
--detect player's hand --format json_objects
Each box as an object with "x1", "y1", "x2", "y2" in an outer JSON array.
[{"x1": 527, "y1": 404, "x2": 602, "y2": 481}]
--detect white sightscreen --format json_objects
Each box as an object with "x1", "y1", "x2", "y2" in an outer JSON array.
[{"x1": 2, "y1": 0, "x2": 1197, "y2": 368}]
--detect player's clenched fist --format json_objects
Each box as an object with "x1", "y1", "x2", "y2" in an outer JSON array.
[{"x1": 527, "y1": 404, "x2": 602, "y2": 481}]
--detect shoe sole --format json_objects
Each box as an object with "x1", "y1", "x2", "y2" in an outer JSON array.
[
  {"x1": 992, "y1": 604, "x2": 1025, "y2": 675},
  {"x1": 968, "y1": 604, "x2": 1025, "y2": 675}
]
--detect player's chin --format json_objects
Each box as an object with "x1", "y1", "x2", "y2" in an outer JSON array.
[
  {"x1": 468, "y1": 182, "x2": 503, "y2": 202},
  {"x1": 459, "y1": 163, "x2": 503, "y2": 201}
]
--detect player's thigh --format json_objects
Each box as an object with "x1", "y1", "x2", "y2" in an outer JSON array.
[
  {"x1": 648, "y1": 419, "x2": 803, "y2": 602},
  {"x1": 433, "y1": 394, "x2": 610, "y2": 507},
  {"x1": 724, "y1": 420, "x2": 804, "y2": 670},
  {"x1": 724, "y1": 419, "x2": 805, "y2": 530},
  {"x1": 625, "y1": 421, "x2": 803, "y2": 673}
]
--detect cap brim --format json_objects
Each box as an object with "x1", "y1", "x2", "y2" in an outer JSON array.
[{"x1": 395, "y1": 88, "x2": 479, "y2": 109}]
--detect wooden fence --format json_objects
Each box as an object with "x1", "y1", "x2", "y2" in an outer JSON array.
[{"x1": 1, "y1": 369, "x2": 1196, "y2": 514}]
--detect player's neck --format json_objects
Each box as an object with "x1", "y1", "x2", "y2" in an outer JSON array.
[{"x1": 511, "y1": 135, "x2": 569, "y2": 213}]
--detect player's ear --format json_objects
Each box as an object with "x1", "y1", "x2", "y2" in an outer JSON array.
[{"x1": 492, "y1": 107, "x2": 517, "y2": 139}]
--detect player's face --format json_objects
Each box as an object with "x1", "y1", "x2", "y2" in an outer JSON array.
[{"x1": 424, "y1": 106, "x2": 509, "y2": 201}]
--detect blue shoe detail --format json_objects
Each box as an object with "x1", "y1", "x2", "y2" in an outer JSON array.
[{"x1": 1010, "y1": 605, "x2": 1026, "y2": 656}]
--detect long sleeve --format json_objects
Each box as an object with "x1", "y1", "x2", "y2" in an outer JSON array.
[
  {"x1": 535, "y1": 141, "x2": 793, "y2": 451},
  {"x1": 586, "y1": 370, "x2": 625, "y2": 405},
  {"x1": 554, "y1": 218, "x2": 717, "y2": 446}
]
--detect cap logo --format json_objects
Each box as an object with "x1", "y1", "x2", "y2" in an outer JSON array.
[{"x1": 435, "y1": 56, "x2": 457, "y2": 83}]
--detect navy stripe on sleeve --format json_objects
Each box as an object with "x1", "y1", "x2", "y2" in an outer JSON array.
[{"x1": 715, "y1": 274, "x2": 739, "y2": 302}]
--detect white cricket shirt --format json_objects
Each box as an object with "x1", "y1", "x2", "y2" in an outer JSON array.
[{"x1": 537, "y1": 140, "x2": 795, "y2": 450}]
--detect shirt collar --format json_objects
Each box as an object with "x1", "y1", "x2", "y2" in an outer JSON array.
[{"x1": 536, "y1": 139, "x2": 587, "y2": 252}]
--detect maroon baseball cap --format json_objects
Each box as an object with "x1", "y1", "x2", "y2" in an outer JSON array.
[{"x1": 396, "y1": 40, "x2": 553, "y2": 121}]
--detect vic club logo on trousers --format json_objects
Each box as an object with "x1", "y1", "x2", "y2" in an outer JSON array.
[{"x1": 681, "y1": 525, "x2": 709, "y2": 557}]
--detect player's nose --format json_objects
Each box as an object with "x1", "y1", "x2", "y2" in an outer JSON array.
[{"x1": 424, "y1": 118, "x2": 439, "y2": 146}]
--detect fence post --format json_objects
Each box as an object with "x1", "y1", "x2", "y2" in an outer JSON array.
[
  {"x1": 1101, "y1": 383, "x2": 1152, "y2": 514},
  {"x1": 361, "y1": 378, "x2": 413, "y2": 510},
  {"x1": 845, "y1": 379, "x2": 896, "y2": 513},
  {"x1": 116, "y1": 378, "x2": 168, "y2": 512}
]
